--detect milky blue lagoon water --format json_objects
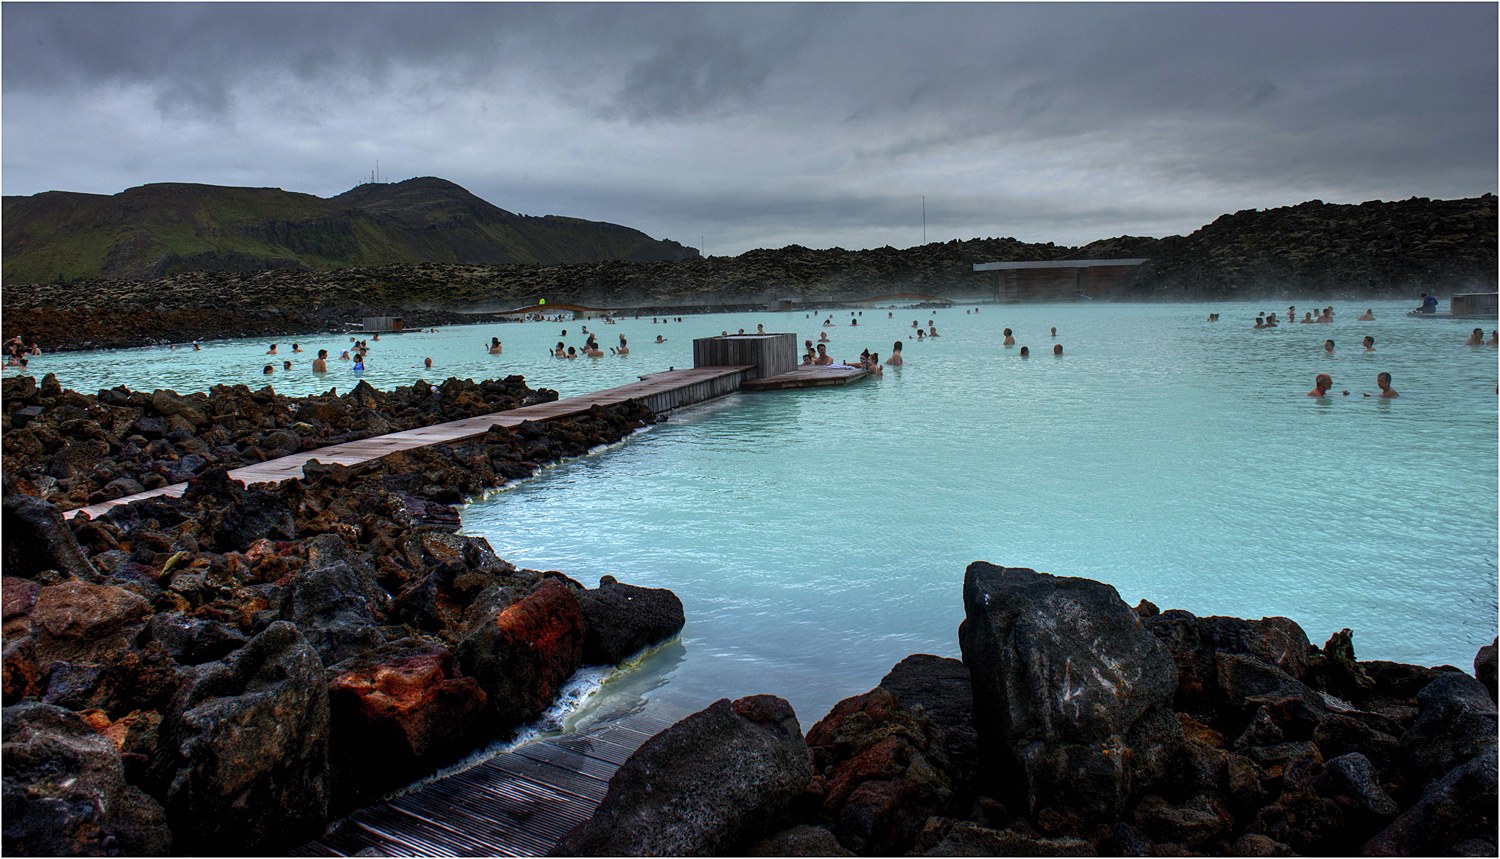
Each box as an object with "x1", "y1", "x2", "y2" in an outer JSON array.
[{"x1": 15, "y1": 299, "x2": 1498, "y2": 726}]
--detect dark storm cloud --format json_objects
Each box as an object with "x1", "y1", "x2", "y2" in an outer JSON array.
[{"x1": 3, "y1": 3, "x2": 1494, "y2": 254}]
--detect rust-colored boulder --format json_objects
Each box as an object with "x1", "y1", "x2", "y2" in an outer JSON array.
[
  {"x1": 30, "y1": 579, "x2": 151, "y2": 669},
  {"x1": 457, "y1": 578, "x2": 584, "y2": 729},
  {"x1": 326, "y1": 638, "x2": 487, "y2": 807}
]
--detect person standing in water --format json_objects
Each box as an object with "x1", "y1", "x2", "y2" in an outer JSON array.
[
  {"x1": 1358, "y1": 309, "x2": 1375, "y2": 320},
  {"x1": 489, "y1": 337, "x2": 502, "y2": 354},
  {"x1": 1464, "y1": 328, "x2": 1485, "y2": 345},
  {"x1": 886, "y1": 341, "x2": 903, "y2": 366},
  {"x1": 1003, "y1": 329, "x2": 1015, "y2": 346},
  {"x1": 1373, "y1": 372, "x2": 1398, "y2": 398},
  {"x1": 1363, "y1": 336, "x2": 1375, "y2": 351},
  {"x1": 1308, "y1": 373, "x2": 1333, "y2": 396}
]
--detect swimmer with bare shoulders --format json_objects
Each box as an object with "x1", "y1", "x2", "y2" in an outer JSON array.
[
  {"x1": 489, "y1": 337, "x2": 502, "y2": 354},
  {"x1": 1358, "y1": 309, "x2": 1374, "y2": 321},
  {"x1": 1374, "y1": 372, "x2": 1398, "y2": 398},
  {"x1": 1465, "y1": 328, "x2": 1485, "y2": 345},
  {"x1": 1324, "y1": 339, "x2": 1335, "y2": 354},
  {"x1": 1003, "y1": 328, "x2": 1015, "y2": 346},
  {"x1": 886, "y1": 341, "x2": 903, "y2": 366},
  {"x1": 1308, "y1": 373, "x2": 1332, "y2": 397},
  {"x1": 655, "y1": 335, "x2": 667, "y2": 343},
  {"x1": 267, "y1": 343, "x2": 278, "y2": 354},
  {"x1": 1489, "y1": 330, "x2": 1499, "y2": 346},
  {"x1": 813, "y1": 343, "x2": 834, "y2": 365},
  {"x1": 1363, "y1": 336, "x2": 1375, "y2": 351}
]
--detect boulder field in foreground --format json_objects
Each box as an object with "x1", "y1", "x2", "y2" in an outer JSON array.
[
  {"x1": 1, "y1": 376, "x2": 685, "y2": 854},
  {"x1": 554, "y1": 563, "x2": 1496, "y2": 857}
]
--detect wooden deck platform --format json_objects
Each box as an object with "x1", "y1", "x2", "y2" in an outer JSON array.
[
  {"x1": 741, "y1": 365, "x2": 871, "y2": 391},
  {"x1": 293, "y1": 692, "x2": 703, "y2": 857},
  {"x1": 63, "y1": 366, "x2": 752, "y2": 521}
]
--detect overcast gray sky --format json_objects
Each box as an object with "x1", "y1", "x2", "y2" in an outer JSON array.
[{"x1": 4, "y1": 3, "x2": 1495, "y2": 256}]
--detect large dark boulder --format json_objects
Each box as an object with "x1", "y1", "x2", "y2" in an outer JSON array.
[
  {"x1": 281, "y1": 534, "x2": 389, "y2": 665},
  {"x1": 804, "y1": 686, "x2": 957, "y2": 855},
  {"x1": 1477, "y1": 637, "x2": 1497, "y2": 703},
  {"x1": 457, "y1": 578, "x2": 585, "y2": 729},
  {"x1": 147, "y1": 612, "x2": 248, "y2": 666},
  {"x1": 957, "y1": 564, "x2": 1181, "y2": 823},
  {"x1": 1395, "y1": 671, "x2": 1498, "y2": 794},
  {"x1": 551, "y1": 695, "x2": 813, "y2": 856},
  {"x1": 2, "y1": 494, "x2": 100, "y2": 581},
  {"x1": 2, "y1": 702, "x2": 172, "y2": 856},
  {"x1": 1363, "y1": 748, "x2": 1498, "y2": 856},
  {"x1": 150, "y1": 620, "x2": 330, "y2": 853},
  {"x1": 1142, "y1": 609, "x2": 1311, "y2": 719},
  {"x1": 30, "y1": 579, "x2": 152, "y2": 671},
  {"x1": 325, "y1": 638, "x2": 487, "y2": 808},
  {"x1": 878, "y1": 654, "x2": 979, "y2": 789},
  {"x1": 575, "y1": 575, "x2": 685, "y2": 665}
]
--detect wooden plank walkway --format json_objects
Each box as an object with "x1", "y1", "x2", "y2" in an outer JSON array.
[
  {"x1": 742, "y1": 365, "x2": 871, "y2": 391},
  {"x1": 292, "y1": 691, "x2": 704, "y2": 857},
  {"x1": 63, "y1": 366, "x2": 753, "y2": 521}
]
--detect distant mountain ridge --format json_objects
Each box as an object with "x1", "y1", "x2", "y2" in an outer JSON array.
[{"x1": 0, "y1": 176, "x2": 699, "y2": 285}]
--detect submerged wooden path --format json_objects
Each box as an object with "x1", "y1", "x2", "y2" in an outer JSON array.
[
  {"x1": 293, "y1": 691, "x2": 701, "y2": 857},
  {"x1": 62, "y1": 365, "x2": 754, "y2": 521}
]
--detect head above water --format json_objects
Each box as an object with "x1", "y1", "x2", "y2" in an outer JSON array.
[{"x1": 1324, "y1": 340, "x2": 1335, "y2": 352}]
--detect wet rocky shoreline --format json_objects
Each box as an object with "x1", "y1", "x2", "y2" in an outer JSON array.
[
  {"x1": 552, "y1": 567, "x2": 1498, "y2": 857},
  {"x1": 2, "y1": 373, "x2": 686, "y2": 854}
]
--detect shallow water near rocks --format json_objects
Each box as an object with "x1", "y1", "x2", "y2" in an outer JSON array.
[{"x1": 20, "y1": 299, "x2": 1499, "y2": 728}]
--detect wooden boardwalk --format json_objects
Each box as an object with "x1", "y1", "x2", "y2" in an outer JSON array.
[
  {"x1": 293, "y1": 692, "x2": 702, "y2": 857},
  {"x1": 742, "y1": 365, "x2": 870, "y2": 391},
  {"x1": 62, "y1": 366, "x2": 753, "y2": 521}
]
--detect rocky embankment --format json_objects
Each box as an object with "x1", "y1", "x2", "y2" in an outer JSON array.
[
  {"x1": 1, "y1": 375, "x2": 686, "y2": 855},
  {"x1": 553, "y1": 564, "x2": 1497, "y2": 857},
  {"x1": 1, "y1": 371, "x2": 563, "y2": 511},
  {"x1": 4, "y1": 195, "x2": 1493, "y2": 354},
  {"x1": 0, "y1": 302, "x2": 485, "y2": 354}
]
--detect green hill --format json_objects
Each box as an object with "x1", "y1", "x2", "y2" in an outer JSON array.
[{"x1": 0, "y1": 177, "x2": 698, "y2": 286}]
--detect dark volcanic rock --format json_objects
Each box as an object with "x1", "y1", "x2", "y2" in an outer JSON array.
[
  {"x1": 1363, "y1": 748, "x2": 1498, "y2": 856},
  {"x1": 1477, "y1": 637, "x2": 1498, "y2": 703},
  {"x1": 958, "y1": 563, "x2": 1182, "y2": 823},
  {"x1": 2, "y1": 701, "x2": 172, "y2": 856},
  {"x1": 1396, "y1": 671, "x2": 1498, "y2": 793},
  {"x1": 325, "y1": 637, "x2": 487, "y2": 807},
  {"x1": 2, "y1": 494, "x2": 100, "y2": 581},
  {"x1": 878, "y1": 654, "x2": 980, "y2": 791},
  {"x1": 551, "y1": 695, "x2": 813, "y2": 856},
  {"x1": 282, "y1": 535, "x2": 389, "y2": 665},
  {"x1": 576, "y1": 575, "x2": 685, "y2": 665},
  {"x1": 457, "y1": 578, "x2": 585, "y2": 730},
  {"x1": 151, "y1": 620, "x2": 330, "y2": 854}
]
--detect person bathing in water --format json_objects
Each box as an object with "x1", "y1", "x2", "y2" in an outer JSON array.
[{"x1": 886, "y1": 341, "x2": 903, "y2": 366}]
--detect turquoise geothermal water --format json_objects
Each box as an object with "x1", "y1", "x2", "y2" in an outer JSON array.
[{"x1": 17, "y1": 300, "x2": 1499, "y2": 727}]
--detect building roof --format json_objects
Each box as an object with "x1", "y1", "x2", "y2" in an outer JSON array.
[{"x1": 973, "y1": 259, "x2": 1149, "y2": 271}]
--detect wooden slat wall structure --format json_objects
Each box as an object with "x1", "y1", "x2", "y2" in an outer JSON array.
[
  {"x1": 692, "y1": 333, "x2": 797, "y2": 381},
  {"x1": 293, "y1": 691, "x2": 706, "y2": 857}
]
